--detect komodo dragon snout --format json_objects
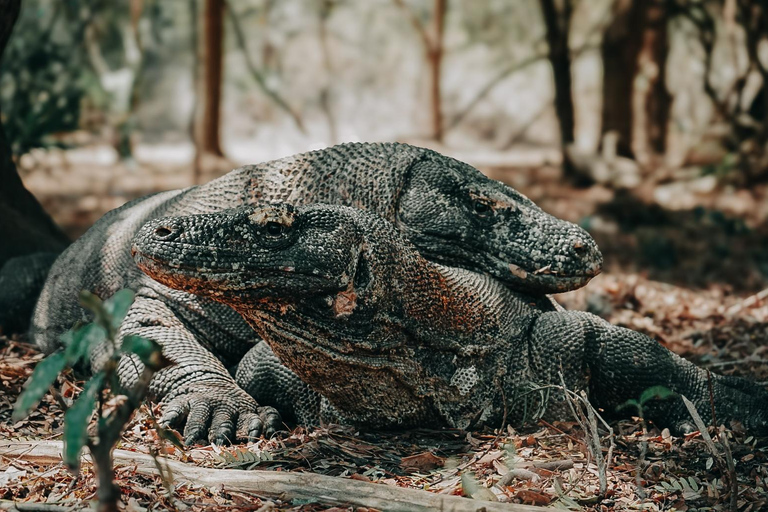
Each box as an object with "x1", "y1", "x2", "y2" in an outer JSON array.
[{"x1": 397, "y1": 157, "x2": 602, "y2": 293}]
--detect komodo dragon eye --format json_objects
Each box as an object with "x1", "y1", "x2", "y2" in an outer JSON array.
[
  {"x1": 265, "y1": 221, "x2": 286, "y2": 237},
  {"x1": 473, "y1": 201, "x2": 491, "y2": 215}
]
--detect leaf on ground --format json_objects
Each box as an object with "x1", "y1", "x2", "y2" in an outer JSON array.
[
  {"x1": 64, "y1": 372, "x2": 104, "y2": 471},
  {"x1": 12, "y1": 351, "x2": 67, "y2": 422},
  {"x1": 400, "y1": 451, "x2": 445, "y2": 472},
  {"x1": 461, "y1": 472, "x2": 497, "y2": 502}
]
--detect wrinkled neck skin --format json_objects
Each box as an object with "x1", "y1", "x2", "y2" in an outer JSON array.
[{"x1": 227, "y1": 231, "x2": 538, "y2": 430}]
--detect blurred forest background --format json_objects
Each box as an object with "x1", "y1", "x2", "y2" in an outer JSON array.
[{"x1": 3, "y1": 0, "x2": 768, "y2": 295}]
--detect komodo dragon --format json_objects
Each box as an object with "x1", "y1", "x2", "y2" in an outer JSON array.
[
  {"x1": 32, "y1": 142, "x2": 602, "y2": 443},
  {"x1": 132, "y1": 204, "x2": 768, "y2": 435}
]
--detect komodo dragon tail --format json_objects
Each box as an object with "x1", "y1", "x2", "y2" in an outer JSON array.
[{"x1": 0, "y1": 252, "x2": 60, "y2": 334}]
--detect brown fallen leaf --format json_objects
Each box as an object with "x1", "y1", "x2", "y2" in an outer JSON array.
[
  {"x1": 515, "y1": 489, "x2": 552, "y2": 506},
  {"x1": 400, "y1": 451, "x2": 445, "y2": 472}
]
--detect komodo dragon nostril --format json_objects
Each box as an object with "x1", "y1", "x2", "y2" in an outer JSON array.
[
  {"x1": 572, "y1": 240, "x2": 587, "y2": 255},
  {"x1": 154, "y1": 226, "x2": 178, "y2": 240}
]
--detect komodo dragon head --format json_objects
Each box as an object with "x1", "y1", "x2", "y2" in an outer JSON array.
[
  {"x1": 394, "y1": 150, "x2": 602, "y2": 293},
  {"x1": 132, "y1": 204, "x2": 525, "y2": 429}
]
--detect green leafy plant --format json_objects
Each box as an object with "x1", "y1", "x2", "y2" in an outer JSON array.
[
  {"x1": 13, "y1": 289, "x2": 172, "y2": 512},
  {"x1": 617, "y1": 385, "x2": 676, "y2": 420}
]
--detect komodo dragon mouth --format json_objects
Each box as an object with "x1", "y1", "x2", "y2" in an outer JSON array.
[{"x1": 132, "y1": 249, "x2": 344, "y2": 294}]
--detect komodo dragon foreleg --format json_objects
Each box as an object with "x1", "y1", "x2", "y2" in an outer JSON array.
[
  {"x1": 528, "y1": 311, "x2": 768, "y2": 433},
  {"x1": 101, "y1": 283, "x2": 281, "y2": 445}
]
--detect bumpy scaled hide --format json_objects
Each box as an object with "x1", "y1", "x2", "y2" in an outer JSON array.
[
  {"x1": 134, "y1": 204, "x2": 768, "y2": 436},
  {"x1": 31, "y1": 143, "x2": 601, "y2": 443}
]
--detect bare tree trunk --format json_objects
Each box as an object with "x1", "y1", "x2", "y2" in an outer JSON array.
[
  {"x1": 199, "y1": 0, "x2": 224, "y2": 157},
  {"x1": 539, "y1": 0, "x2": 576, "y2": 177},
  {"x1": 601, "y1": 0, "x2": 640, "y2": 159},
  {"x1": 638, "y1": 0, "x2": 670, "y2": 157},
  {"x1": 318, "y1": 0, "x2": 338, "y2": 144},
  {"x1": 601, "y1": 0, "x2": 670, "y2": 162},
  {"x1": 0, "y1": 0, "x2": 69, "y2": 266},
  {"x1": 429, "y1": 0, "x2": 446, "y2": 142},
  {"x1": 393, "y1": 0, "x2": 446, "y2": 142}
]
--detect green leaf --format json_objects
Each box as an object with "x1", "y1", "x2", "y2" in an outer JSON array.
[
  {"x1": 64, "y1": 373, "x2": 104, "y2": 471},
  {"x1": 639, "y1": 386, "x2": 676, "y2": 406},
  {"x1": 616, "y1": 398, "x2": 640, "y2": 413},
  {"x1": 79, "y1": 290, "x2": 110, "y2": 331},
  {"x1": 63, "y1": 323, "x2": 106, "y2": 365},
  {"x1": 122, "y1": 335, "x2": 170, "y2": 371},
  {"x1": 13, "y1": 352, "x2": 67, "y2": 422},
  {"x1": 104, "y1": 289, "x2": 136, "y2": 330}
]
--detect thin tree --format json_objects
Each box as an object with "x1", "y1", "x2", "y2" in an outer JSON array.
[
  {"x1": 539, "y1": 0, "x2": 577, "y2": 177},
  {"x1": 0, "y1": 0, "x2": 69, "y2": 267},
  {"x1": 393, "y1": 0, "x2": 447, "y2": 142},
  {"x1": 198, "y1": 0, "x2": 225, "y2": 158}
]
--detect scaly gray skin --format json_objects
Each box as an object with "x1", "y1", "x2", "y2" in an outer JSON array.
[
  {"x1": 31, "y1": 143, "x2": 601, "y2": 443},
  {"x1": 133, "y1": 204, "x2": 768, "y2": 435}
]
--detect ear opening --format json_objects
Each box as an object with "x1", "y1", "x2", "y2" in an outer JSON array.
[{"x1": 353, "y1": 249, "x2": 372, "y2": 291}]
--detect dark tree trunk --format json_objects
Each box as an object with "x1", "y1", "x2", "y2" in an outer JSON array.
[
  {"x1": 601, "y1": 0, "x2": 670, "y2": 160},
  {"x1": 639, "y1": 0, "x2": 671, "y2": 156},
  {"x1": 539, "y1": 0, "x2": 576, "y2": 177},
  {"x1": 200, "y1": 0, "x2": 224, "y2": 157},
  {"x1": 0, "y1": 0, "x2": 69, "y2": 266},
  {"x1": 601, "y1": 0, "x2": 641, "y2": 159}
]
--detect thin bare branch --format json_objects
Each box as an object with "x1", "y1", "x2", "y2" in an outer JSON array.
[
  {"x1": 392, "y1": 0, "x2": 433, "y2": 53},
  {"x1": 224, "y1": 0, "x2": 306, "y2": 134}
]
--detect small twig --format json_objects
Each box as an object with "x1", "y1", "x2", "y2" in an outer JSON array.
[
  {"x1": 558, "y1": 373, "x2": 613, "y2": 498},
  {"x1": 497, "y1": 468, "x2": 539, "y2": 486},
  {"x1": 719, "y1": 426, "x2": 738, "y2": 512},
  {"x1": 725, "y1": 288, "x2": 768, "y2": 316},
  {"x1": 531, "y1": 459, "x2": 574, "y2": 471}
]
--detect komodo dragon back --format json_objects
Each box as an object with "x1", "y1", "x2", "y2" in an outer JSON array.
[{"x1": 33, "y1": 142, "x2": 600, "y2": 354}]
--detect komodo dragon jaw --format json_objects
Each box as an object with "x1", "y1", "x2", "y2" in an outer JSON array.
[
  {"x1": 395, "y1": 156, "x2": 603, "y2": 293},
  {"x1": 132, "y1": 204, "x2": 363, "y2": 304}
]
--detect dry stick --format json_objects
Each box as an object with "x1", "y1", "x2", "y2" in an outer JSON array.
[
  {"x1": 725, "y1": 287, "x2": 768, "y2": 317},
  {"x1": 558, "y1": 374, "x2": 614, "y2": 499},
  {"x1": 1, "y1": 441, "x2": 550, "y2": 512},
  {"x1": 680, "y1": 395, "x2": 738, "y2": 510}
]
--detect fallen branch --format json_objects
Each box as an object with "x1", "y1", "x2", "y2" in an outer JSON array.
[
  {"x1": 1, "y1": 441, "x2": 548, "y2": 512},
  {"x1": 725, "y1": 287, "x2": 768, "y2": 317}
]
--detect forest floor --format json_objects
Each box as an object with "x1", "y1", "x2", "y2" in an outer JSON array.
[{"x1": 2, "y1": 146, "x2": 768, "y2": 511}]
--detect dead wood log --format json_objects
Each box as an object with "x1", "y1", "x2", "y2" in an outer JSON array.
[{"x1": 0, "y1": 441, "x2": 549, "y2": 512}]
